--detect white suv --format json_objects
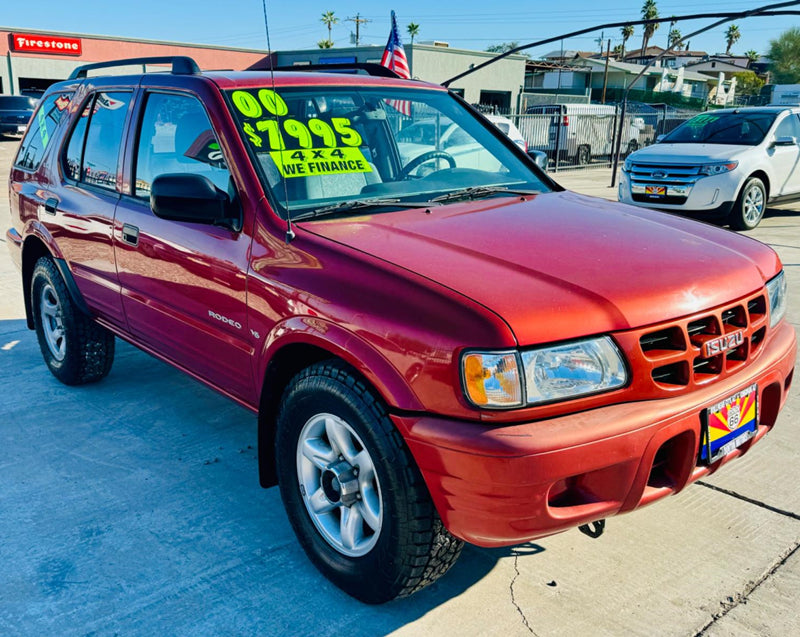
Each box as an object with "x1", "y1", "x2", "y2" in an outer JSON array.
[{"x1": 618, "y1": 107, "x2": 800, "y2": 230}]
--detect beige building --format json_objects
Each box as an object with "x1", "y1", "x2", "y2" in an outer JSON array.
[{"x1": 273, "y1": 44, "x2": 528, "y2": 112}]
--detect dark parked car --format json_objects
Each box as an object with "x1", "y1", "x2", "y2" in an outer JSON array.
[{"x1": 0, "y1": 95, "x2": 37, "y2": 136}]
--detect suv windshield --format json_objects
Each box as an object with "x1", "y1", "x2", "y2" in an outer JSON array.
[
  {"x1": 663, "y1": 111, "x2": 777, "y2": 146},
  {"x1": 226, "y1": 86, "x2": 547, "y2": 218}
]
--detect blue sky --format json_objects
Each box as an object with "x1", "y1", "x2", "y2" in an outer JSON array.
[{"x1": 4, "y1": 1, "x2": 796, "y2": 58}]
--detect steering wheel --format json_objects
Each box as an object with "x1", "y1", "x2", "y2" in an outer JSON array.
[{"x1": 399, "y1": 151, "x2": 456, "y2": 179}]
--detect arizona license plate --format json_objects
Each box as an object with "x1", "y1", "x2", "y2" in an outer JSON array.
[
  {"x1": 645, "y1": 185, "x2": 666, "y2": 196},
  {"x1": 17, "y1": 125, "x2": 27, "y2": 132},
  {"x1": 699, "y1": 383, "x2": 758, "y2": 464}
]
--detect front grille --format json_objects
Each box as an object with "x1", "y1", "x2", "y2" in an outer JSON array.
[
  {"x1": 618, "y1": 290, "x2": 769, "y2": 397},
  {"x1": 629, "y1": 162, "x2": 701, "y2": 185}
]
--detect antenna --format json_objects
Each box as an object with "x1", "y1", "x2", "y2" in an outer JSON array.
[{"x1": 261, "y1": 0, "x2": 295, "y2": 243}]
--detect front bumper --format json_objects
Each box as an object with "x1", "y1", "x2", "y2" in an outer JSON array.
[
  {"x1": 618, "y1": 169, "x2": 741, "y2": 217},
  {"x1": 393, "y1": 321, "x2": 795, "y2": 547}
]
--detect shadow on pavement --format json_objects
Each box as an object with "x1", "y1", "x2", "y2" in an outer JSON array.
[{"x1": 0, "y1": 319, "x2": 547, "y2": 634}]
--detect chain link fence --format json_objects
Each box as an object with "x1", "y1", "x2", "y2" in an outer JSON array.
[{"x1": 503, "y1": 103, "x2": 696, "y2": 172}]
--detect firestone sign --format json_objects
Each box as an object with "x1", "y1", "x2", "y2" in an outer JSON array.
[{"x1": 11, "y1": 33, "x2": 82, "y2": 56}]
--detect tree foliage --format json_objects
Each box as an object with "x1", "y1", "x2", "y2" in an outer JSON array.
[
  {"x1": 640, "y1": 0, "x2": 659, "y2": 57},
  {"x1": 620, "y1": 24, "x2": 634, "y2": 59},
  {"x1": 725, "y1": 24, "x2": 741, "y2": 56},
  {"x1": 407, "y1": 22, "x2": 420, "y2": 45},
  {"x1": 321, "y1": 11, "x2": 338, "y2": 40},
  {"x1": 744, "y1": 49, "x2": 759, "y2": 62},
  {"x1": 732, "y1": 71, "x2": 764, "y2": 96},
  {"x1": 317, "y1": 39, "x2": 334, "y2": 49},
  {"x1": 768, "y1": 28, "x2": 800, "y2": 83},
  {"x1": 485, "y1": 42, "x2": 530, "y2": 58}
]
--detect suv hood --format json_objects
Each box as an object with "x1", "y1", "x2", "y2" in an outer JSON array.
[
  {"x1": 630, "y1": 143, "x2": 754, "y2": 164},
  {"x1": 302, "y1": 191, "x2": 779, "y2": 345}
]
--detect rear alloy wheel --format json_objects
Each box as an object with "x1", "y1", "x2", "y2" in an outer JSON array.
[
  {"x1": 730, "y1": 177, "x2": 766, "y2": 230},
  {"x1": 31, "y1": 257, "x2": 114, "y2": 385},
  {"x1": 276, "y1": 361, "x2": 463, "y2": 603},
  {"x1": 575, "y1": 144, "x2": 591, "y2": 166}
]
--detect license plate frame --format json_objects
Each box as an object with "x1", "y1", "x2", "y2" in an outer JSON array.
[
  {"x1": 699, "y1": 383, "x2": 758, "y2": 465},
  {"x1": 645, "y1": 185, "x2": 667, "y2": 196}
]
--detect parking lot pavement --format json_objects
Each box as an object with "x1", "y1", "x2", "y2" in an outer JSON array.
[{"x1": 2, "y1": 136, "x2": 799, "y2": 635}]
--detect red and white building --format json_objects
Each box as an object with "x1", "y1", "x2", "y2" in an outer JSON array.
[{"x1": 1, "y1": 27, "x2": 271, "y2": 95}]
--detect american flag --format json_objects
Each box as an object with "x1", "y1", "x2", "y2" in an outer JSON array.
[{"x1": 381, "y1": 10, "x2": 412, "y2": 116}]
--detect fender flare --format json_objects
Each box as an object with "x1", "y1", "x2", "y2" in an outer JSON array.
[
  {"x1": 22, "y1": 226, "x2": 91, "y2": 328},
  {"x1": 257, "y1": 316, "x2": 425, "y2": 412}
]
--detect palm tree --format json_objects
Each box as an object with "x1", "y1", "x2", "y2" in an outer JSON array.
[
  {"x1": 640, "y1": 0, "x2": 660, "y2": 59},
  {"x1": 725, "y1": 24, "x2": 741, "y2": 56},
  {"x1": 317, "y1": 39, "x2": 334, "y2": 49},
  {"x1": 407, "y1": 22, "x2": 420, "y2": 45},
  {"x1": 321, "y1": 11, "x2": 339, "y2": 42},
  {"x1": 745, "y1": 49, "x2": 759, "y2": 62},
  {"x1": 620, "y1": 24, "x2": 634, "y2": 59},
  {"x1": 668, "y1": 28, "x2": 681, "y2": 50}
]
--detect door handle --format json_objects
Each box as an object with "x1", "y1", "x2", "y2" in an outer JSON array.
[
  {"x1": 43, "y1": 198, "x2": 59, "y2": 215},
  {"x1": 121, "y1": 224, "x2": 139, "y2": 246}
]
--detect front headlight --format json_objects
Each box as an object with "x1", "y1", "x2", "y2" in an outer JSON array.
[
  {"x1": 461, "y1": 337, "x2": 628, "y2": 409},
  {"x1": 766, "y1": 271, "x2": 787, "y2": 328},
  {"x1": 622, "y1": 158, "x2": 632, "y2": 172},
  {"x1": 521, "y1": 337, "x2": 627, "y2": 405},
  {"x1": 699, "y1": 161, "x2": 738, "y2": 176}
]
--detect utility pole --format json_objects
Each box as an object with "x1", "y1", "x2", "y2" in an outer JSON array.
[
  {"x1": 595, "y1": 31, "x2": 605, "y2": 54},
  {"x1": 346, "y1": 14, "x2": 370, "y2": 46},
  {"x1": 601, "y1": 39, "x2": 611, "y2": 103}
]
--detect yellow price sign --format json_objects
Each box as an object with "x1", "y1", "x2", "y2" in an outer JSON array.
[{"x1": 270, "y1": 147, "x2": 373, "y2": 178}]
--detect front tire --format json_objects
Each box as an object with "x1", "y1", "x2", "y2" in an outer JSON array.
[
  {"x1": 276, "y1": 361, "x2": 462, "y2": 603},
  {"x1": 730, "y1": 177, "x2": 766, "y2": 230},
  {"x1": 575, "y1": 144, "x2": 591, "y2": 166},
  {"x1": 31, "y1": 257, "x2": 114, "y2": 385}
]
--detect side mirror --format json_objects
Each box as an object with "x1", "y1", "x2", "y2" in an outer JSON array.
[
  {"x1": 150, "y1": 174, "x2": 239, "y2": 231},
  {"x1": 772, "y1": 135, "x2": 798, "y2": 147},
  {"x1": 527, "y1": 149, "x2": 548, "y2": 171},
  {"x1": 655, "y1": 134, "x2": 666, "y2": 143}
]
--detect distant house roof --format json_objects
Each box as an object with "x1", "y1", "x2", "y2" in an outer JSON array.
[
  {"x1": 573, "y1": 57, "x2": 712, "y2": 82},
  {"x1": 541, "y1": 49, "x2": 601, "y2": 61},
  {"x1": 685, "y1": 58, "x2": 751, "y2": 75}
]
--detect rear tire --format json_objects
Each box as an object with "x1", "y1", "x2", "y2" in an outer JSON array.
[
  {"x1": 275, "y1": 360, "x2": 462, "y2": 603},
  {"x1": 730, "y1": 177, "x2": 766, "y2": 230},
  {"x1": 31, "y1": 257, "x2": 114, "y2": 385}
]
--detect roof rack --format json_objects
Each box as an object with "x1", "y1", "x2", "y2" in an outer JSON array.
[
  {"x1": 271, "y1": 62, "x2": 401, "y2": 79},
  {"x1": 68, "y1": 56, "x2": 201, "y2": 80}
]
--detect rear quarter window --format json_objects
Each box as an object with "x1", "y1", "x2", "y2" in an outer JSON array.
[{"x1": 14, "y1": 93, "x2": 72, "y2": 171}]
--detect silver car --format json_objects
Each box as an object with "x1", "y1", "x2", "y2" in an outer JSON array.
[{"x1": 618, "y1": 107, "x2": 800, "y2": 230}]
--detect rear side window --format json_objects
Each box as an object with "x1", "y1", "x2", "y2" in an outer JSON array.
[
  {"x1": 63, "y1": 92, "x2": 131, "y2": 191},
  {"x1": 14, "y1": 93, "x2": 72, "y2": 170}
]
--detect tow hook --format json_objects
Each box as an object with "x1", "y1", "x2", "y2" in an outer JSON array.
[{"x1": 578, "y1": 519, "x2": 605, "y2": 539}]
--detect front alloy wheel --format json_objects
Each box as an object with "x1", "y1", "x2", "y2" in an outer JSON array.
[
  {"x1": 296, "y1": 413, "x2": 382, "y2": 557},
  {"x1": 276, "y1": 361, "x2": 463, "y2": 603},
  {"x1": 731, "y1": 177, "x2": 766, "y2": 230}
]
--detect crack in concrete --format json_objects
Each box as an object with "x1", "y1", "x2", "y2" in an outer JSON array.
[
  {"x1": 692, "y1": 542, "x2": 800, "y2": 636},
  {"x1": 696, "y1": 481, "x2": 800, "y2": 522},
  {"x1": 509, "y1": 553, "x2": 536, "y2": 635}
]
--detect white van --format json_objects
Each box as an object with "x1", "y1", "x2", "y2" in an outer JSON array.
[{"x1": 522, "y1": 103, "x2": 645, "y2": 165}]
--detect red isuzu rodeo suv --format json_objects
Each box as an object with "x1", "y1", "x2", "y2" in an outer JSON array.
[{"x1": 6, "y1": 57, "x2": 796, "y2": 603}]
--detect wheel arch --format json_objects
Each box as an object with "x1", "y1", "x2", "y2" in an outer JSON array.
[
  {"x1": 22, "y1": 235, "x2": 90, "y2": 329},
  {"x1": 743, "y1": 170, "x2": 770, "y2": 200},
  {"x1": 255, "y1": 321, "x2": 425, "y2": 488}
]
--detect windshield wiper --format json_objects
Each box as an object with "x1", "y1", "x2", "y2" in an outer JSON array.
[
  {"x1": 294, "y1": 197, "x2": 439, "y2": 220},
  {"x1": 429, "y1": 185, "x2": 540, "y2": 204}
]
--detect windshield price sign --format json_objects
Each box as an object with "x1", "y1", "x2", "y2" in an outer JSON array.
[{"x1": 230, "y1": 89, "x2": 372, "y2": 178}]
